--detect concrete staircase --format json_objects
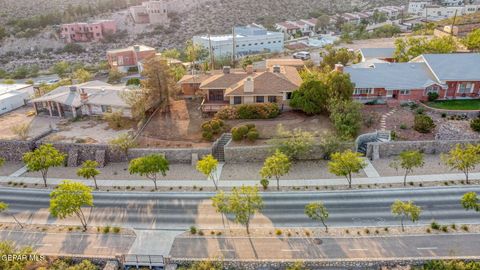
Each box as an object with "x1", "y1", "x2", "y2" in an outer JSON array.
[
  {"x1": 356, "y1": 130, "x2": 391, "y2": 156},
  {"x1": 212, "y1": 133, "x2": 232, "y2": 162}
]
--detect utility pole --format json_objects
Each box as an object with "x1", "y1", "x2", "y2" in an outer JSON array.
[
  {"x1": 207, "y1": 31, "x2": 215, "y2": 71},
  {"x1": 232, "y1": 26, "x2": 236, "y2": 68},
  {"x1": 450, "y1": 9, "x2": 458, "y2": 36}
]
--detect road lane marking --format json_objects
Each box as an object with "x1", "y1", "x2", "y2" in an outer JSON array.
[
  {"x1": 281, "y1": 249, "x2": 301, "y2": 252},
  {"x1": 349, "y1": 248, "x2": 368, "y2": 251},
  {"x1": 417, "y1": 247, "x2": 438, "y2": 250},
  {"x1": 218, "y1": 249, "x2": 234, "y2": 252}
]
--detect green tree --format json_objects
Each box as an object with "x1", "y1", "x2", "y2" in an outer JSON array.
[
  {"x1": 77, "y1": 160, "x2": 100, "y2": 190},
  {"x1": 290, "y1": 79, "x2": 329, "y2": 115},
  {"x1": 394, "y1": 36, "x2": 457, "y2": 62},
  {"x1": 128, "y1": 154, "x2": 169, "y2": 190},
  {"x1": 441, "y1": 144, "x2": 480, "y2": 184},
  {"x1": 196, "y1": 154, "x2": 219, "y2": 190},
  {"x1": 389, "y1": 150, "x2": 425, "y2": 186},
  {"x1": 462, "y1": 28, "x2": 480, "y2": 52},
  {"x1": 270, "y1": 124, "x2": 314, "y2": 160},
  {"x1": 260, "y1": 149, "x2": 291, "y2": 190},
  {"x1": 461, "y1": 192, "x2": 479, "y2": 212},
  {"x1": 108, "y1": 134, "x2": 137, "y2": 161},
  {"x1": 328, "y1": 150, "x2": 367, "y2": 188},
  {"x1": 211, "y1": 186, "x2": 263, "y2": 234},
  {"x1": 162, "y1": 48, "x2": 181, "y2": 59},
  {"x1": 72, "y1": 68, "x2": 93, "y2": 83},
  {"x1": 321, "y1": 46, "x2": 356, "y2": 69},
  {"x1": 391, "y1": 200, "x2": 421, "y2": 231},
  {"x1": 185, "y1": 40, "x2": 209, "y2": 69},
  {"x1": 51, "y1": 61, "x2": 71, "y2": 78},
  {"x1": 328, "y1": 99, "x2": 363, "y2": 139},
  {"x1": 107, "y1": 67, "x2": 124, "y2": 84},
  {"x1": 315, "y1": 15, "x2": 331, "y2": 32},
  {"x1": 49, "y1": 180, "x2": 93, "y2": 231},
  {"x1": 23, "y1": 144, "x2": 65, "y2": 187},
  {"x1": 0, "y1": 202, "x2": 23, "y2": 228},
  {"x1": 0, "y1": 241, "x2": 36, "y2": 269},
  {"x1": 305, "y1": 202, "x2": 329, "y2": 232},
  {"x1": 324, "y1": 70, "x2": 354, "y2": 101}
]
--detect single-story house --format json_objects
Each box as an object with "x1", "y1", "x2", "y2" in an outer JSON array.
[
  {"x1": 344, "y1": 53, "x2": 480, "y2": 103},
  {"x1": 357, "y1": 47, "x2": 396, "y2": 62},
  {"x1": 180, "y1": 65, "x2": 302, "y2": 112},
  {"x1": 31, "y1": 81, "x2": 135, "y2": 118},
  {"x1": 0, "y1": 84, "x2": 34, "y2": 115}
]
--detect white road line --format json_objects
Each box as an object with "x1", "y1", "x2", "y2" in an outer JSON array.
[
  {"x1": 349, "y1": 248, "x2": 369, "y2": 251},
  {"x1": 417, "y1": 247, "x2": 438, "y2": 250},
  {"x1": 281, "y1": 249, "x2": 301, "y2": 252},
  {"x1": 218, "y1": 249, "x2": 234, "y2": 252}
]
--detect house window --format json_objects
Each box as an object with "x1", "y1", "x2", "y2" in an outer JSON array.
[
  {"x1": 425, "y1": 85, "x2": 440, "y2": 95},
  {"x1": 256, "y1": 96, "x2": 264, "y2": 103},
  {"x1": 458, "y1": 82, "x2": 473, "y2": 94},
  {"x1": 101, "y1": 105, "x2": 112, "y2": 113},
  {"x1": 286, "y1": 92, "x2": 293, "y2": 100},
  {"x1": 268, "y1": 96, "x2": 277, "y2": 103},
  {"x1": 399, "y1": 89, "x2": 410, "y2": 95},
  {"x1": 233, "y1": 96, "x2": 242, "y2": 104},
  {"x1": 354, "y1": 88, "x2": 373, "y2": 95}
]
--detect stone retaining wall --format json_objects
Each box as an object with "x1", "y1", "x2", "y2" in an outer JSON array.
[
  {"x1": 419, "y1": 102, "x2": 480, "y2": 118},
  {"x1": 224, "y1": 144, "x2": 328, "y2": 163},
  {"x1": 169, "y1": 257, "x2": 480, "y2": 270},
  {"x1": 0, "y1": 140, "x2": 35, "y2": 161},
  {"x1": 367, "y1": 139, "x2": 480, "y2": 160}
]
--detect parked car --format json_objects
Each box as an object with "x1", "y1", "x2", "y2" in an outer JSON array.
[{"x1": 293, "y1": 51, "x2": 311, "y2": 60}]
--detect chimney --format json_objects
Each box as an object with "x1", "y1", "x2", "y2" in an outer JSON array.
[
  {"x1": 80, "y1": 89, "x2": 88, "y2": 103},
  {"x1": 223, "y1": 66, "x2": 231, "y2": 74},
  {"x1": 69, "y1": 86, "x2": 77, "y2": 92},
  {"x1": 133, "y1": 45, "x2": 140, "y2": 52},
  {"x1": 246, "y1": 65, "x2": 253, "y2": 75},
  {"x1": 244, "y1": 76, "x2": 254, "y2": 93},
  {"x1": 334, "y1": 63, "x2": 344, "y2": 73},
  {"x1": 273, "y1": 65, "x2": 281, "y2": 73}
]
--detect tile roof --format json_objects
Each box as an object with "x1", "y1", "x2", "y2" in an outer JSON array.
[
  {"x1": 225, "y1": 71, "x2": 299, "y2": 96},
  {"x1": 345, "y1": 62, "x2": 441, "y2": 90},
  {"x1": 200, "y1": 73, "x2": 250, "y2": 89},
  {"x1": 413, "y1": 53, "x2": 480, "y2": 82}
]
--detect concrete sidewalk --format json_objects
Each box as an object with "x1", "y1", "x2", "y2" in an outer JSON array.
[
  {"x1": 0, "y1": 229, "x2": 136, "y2": 258},
  {"x1": 0, "y1": 172, "x2": 477, "y2": 188}
]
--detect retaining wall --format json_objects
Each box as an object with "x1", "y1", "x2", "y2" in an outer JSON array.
[
  {"x1": 419, "y1": 102, "x2": 480, "y2": 118},
  {"x1": 367, "y1": 139, "x2": 480, "y2": 160},
  {"x1": 224, "y1": 144, "x2": 328, "y2": 163}
]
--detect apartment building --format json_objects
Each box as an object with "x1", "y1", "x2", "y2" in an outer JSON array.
[
  {"x1": 193, "y1": 25, "x2": 284, "y2": 58},
  {"x1": 275, "y1": 18, "x2": 319, "y2": 38},
  {"x1": 60, "y1": 20, "x2": 117, "y2": 43},
  {"x1": 408, "y1": 0, "x2": 480, "y2": 19}
]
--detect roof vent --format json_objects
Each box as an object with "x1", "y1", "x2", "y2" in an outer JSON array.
[
  {"x1": 69, "y1": 86, "x2": 77, "y2": 92},
  {"x1": 273, "y1": 65, "x2": 281, "y2": 73}
]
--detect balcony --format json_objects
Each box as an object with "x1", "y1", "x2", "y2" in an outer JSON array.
[{"x1": 200, "y1": 99, "x2": 228, "y2": 113}]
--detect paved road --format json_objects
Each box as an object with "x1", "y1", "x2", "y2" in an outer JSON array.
[
  {"x1": 0, "y1": 186, "x2": 479, "y2": 230},
  {"x1": 170, "y1": 234, "x2": 480, "y2": 260},
  {"x1": 0, "y1": 230, "x2": 135, "y2": 258}
]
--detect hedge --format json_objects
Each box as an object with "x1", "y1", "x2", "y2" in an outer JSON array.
[{"x1": 215, "y1": 103, "x2": 280, "y2": 120}]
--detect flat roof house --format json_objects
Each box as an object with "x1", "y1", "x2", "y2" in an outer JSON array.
[
  {"x1": 60, "y1": 20, "x2": 117, "y2": 43},
  {"x1": 31, "y1": 81, "x2": 135, "y2": 118},
  {"x1": 358, "y1": 48, "x2": 396, "y2": 62},
  {"x1": 344, "y1": 53, "x2": 480, "y2": 104},
  {"x1": 0, "y1": 84, "x2": 34, "y2": 115},
  {"x1": 107, "y1": 45, "x2": 156, "y2": 73}
]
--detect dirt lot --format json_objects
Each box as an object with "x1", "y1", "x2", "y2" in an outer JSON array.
[
  {"x1": 0, "y1": 107, "x2": 59, "y2": 140},
  {"x1": 42, "y1": 117, "x2": 133, "y2": 144}
]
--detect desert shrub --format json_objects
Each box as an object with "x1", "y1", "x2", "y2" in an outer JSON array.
[
  {"x1": 201, "y1": 119, "x2": 224, "y2": 141},
  {"x1": 400, "y1": 124, "x2": 407, "y2": 130},
  {"x1": 470, "y1": 118, "x2": 480, "y2": 132},
  {"x1": 247, "y1": 128, "x2": 260, "y2": 141},
  {"x1": 215, "y1": 103, "x2": 280, "y2": 120},
  {"x1": 190, "y1": 226, "x2": 197, "y2": 234},
  {"x1": 126, "y1": 78, "x2": 141, "y2": 86},
  {"x1": 415, "y1": 107, "x2": 425, "y2": 115},
  {"x1": 11, "y1": 123, "x2": 30, "y2": 140},
  {"x1": 427, "y1": 92, "x2": 439, "y2": 102},
  {"x1": 260, "y1": 178, "x2": 269, "y2": 190},
  {"x1": 414, "y1": 114, "x2": 435, "y2": 133},
  {"x1": 104, "y1": 111, "x2": 129, "y2": 129},
  {"x1": 231, "y1": 124, "x2": 258, "y2": 142},
  {"x1": 430, "y1": 221, "x2": 440, "y2": 230}
]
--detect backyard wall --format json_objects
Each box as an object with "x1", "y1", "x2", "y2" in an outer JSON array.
[
  {"x1": 367, "y1": 139, "x2": 480, "y2": 160},
  {"x1": 224, "y1": 144, "x2": 328, "y2": 163},
  {"x1": 419, "y1": 102, "x2": 480, "y2": 118}
]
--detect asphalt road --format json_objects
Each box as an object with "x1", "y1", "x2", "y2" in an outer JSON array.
[
  {"x1": 170, "y1": 234, "x2": 480, "y2": 260},
  {"x1": 1, "y1": 186, "x2": 479, "y2": 230}
]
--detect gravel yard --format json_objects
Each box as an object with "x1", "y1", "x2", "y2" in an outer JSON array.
[
  {"x1": 372, "y1": 154, "x2": 480, "y2": 176},
  {"x1": 0, "y1": 107, "x2": 59, "y2": 140},
  {"x1": 221, "y1": 160, "x2": 367, "y2": 181},
  {"x1": 24, "y1": 162, "x2": 206, "y2": 181}
]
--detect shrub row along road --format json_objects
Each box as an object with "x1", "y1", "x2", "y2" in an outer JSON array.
[{"x1": 0, "y1": 186, "x2": 479, "y2": 229}]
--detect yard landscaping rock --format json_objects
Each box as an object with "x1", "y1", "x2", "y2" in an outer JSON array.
[{"x1": 435, "y1": 121, "x2": 480, "y2": 140}]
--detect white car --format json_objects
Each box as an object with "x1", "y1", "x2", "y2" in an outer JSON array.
[{"x1": 293, "y1": 51, "x2": 311, "y2": 60}]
